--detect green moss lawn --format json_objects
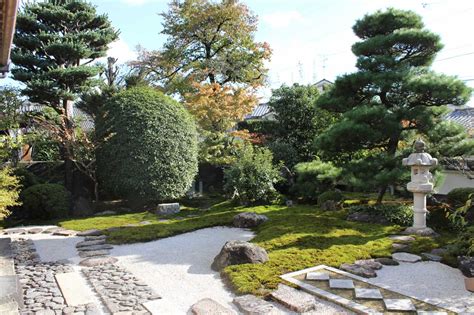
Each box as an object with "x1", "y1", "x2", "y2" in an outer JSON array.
[{"x1": 45, "y1": 201, "x2": 454, "y2": 296}]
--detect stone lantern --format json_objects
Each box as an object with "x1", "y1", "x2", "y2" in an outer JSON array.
[{"x1": 402, "y1": 139, "x2": 438, "y2": 236}]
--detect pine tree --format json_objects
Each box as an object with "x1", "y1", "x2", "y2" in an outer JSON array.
[
  {"x1": 11, "y1": 0, "x2": 118, "y2": 192},
  {"x1": 316, "y1": 8, "x2": 472, "y2": 203}
]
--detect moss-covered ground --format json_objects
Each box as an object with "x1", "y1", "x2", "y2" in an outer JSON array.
[{"x1": 45, "y1": 201, "x2": 457, "y2": 296}]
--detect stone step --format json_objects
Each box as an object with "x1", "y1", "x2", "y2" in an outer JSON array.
[
  {"x1": 55, "y1": 272, "x2": 96, "y2": 306},
  {"x1": 270, "y1": 284, "x2": 315, "y2": 313},
  {"x1": 77, "y1": 229, "x2": 103, "y2": 237},
  {"x1": 78, "y1": 250, "x2": 110, "y2": 258},
  {"x1": 233, "y1": 295, "x2": 282, "y2": 315},
  {"x1": 85, "y1": 235, "x2": 107, "y2": 241},
  {"x1": 77, "y1": 244, "x2": 113, "y2": 252},
  {"x1": 191, "y1": 298, "x2": 236, "y2": 315},
  {"x1": 0, "y1": 275, "x2": 23, "y2": 311},
  {"x1": 76, "y1": 239, "x2": 106, "y2": 248}
]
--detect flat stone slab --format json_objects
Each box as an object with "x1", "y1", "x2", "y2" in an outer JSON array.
[
  {"x1": 76, "y1": 239, "x2": 106, "y2": 248},
  {"x1": 155, "y1": 203, "x2": 180, "y2": 216},
  {"x1": 392, "y1": 252, "x2": 422, "y2": 263},
  {"x1": 354, "y1": 288, "x2": 383, "y2": 300},
  {"x1": 84, "y1": 235, "x2": 107, "y2": 241},
  {"x1": 392, "y1": 243, "x2": 409, "y2": 251},
  {"x1": 417, "y1": 312, "x2": 448, "y2": 315},
  {"x1": 79, "y1": 256, "x2": 118, "y2": 267},
  {"x1": 233, "y1": 294, "x2": 281, "y2": 315},
  {"x1": 52, "y1": 229, "x2": 77, "y2": 236},
  {"x1": 389, "y1": 235, "x2": 415, "y2": 242},
  {"x1": 27, "y1": 228, "x2": 44, "y2": 234},
  {"x1": 191, "y1": 298, "x2": 235, "y2": 315},
  {"x1": 77, "y1": 244, "x2": 113, "y2": 252},
  {"x1": 55, "y1": 272, "x2": 95, "y2": 306},
  {"x1": 340, "y1": 263, "x2": 376, "y2": 278},
  {"x1": 384, "y1": 298, "x2": 416, "y2": 311},
  {"x1": 76, "y1": 229, "x2": 103, "y2": 237},
  {"x1": 306, "y1": 272, "x2": 330, "y2": 281},
  {"x1": 78, "y1": 249, "x2": 110, "y2": 258},
  {"x1": 270, "y1": 284, "x2": 315, "y2": 312},
  {"x1": 0, "y1": 275, "x2": 23, "y2": 309},
  {"x1": 329, "y1": 279, "x2": 355, "y2": 289},
  {"x1": 375, "y1": 257, "x2": 399, "y2": 266},
  {"x1": 422, "y1": 253, "x2": 442, "y2": 262}
]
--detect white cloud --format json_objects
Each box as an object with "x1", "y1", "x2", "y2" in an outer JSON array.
[
  {"x1": 107, "y1": 38, "x2": 137, "y2": 63},
  {"x1": 262, "y1": 10, "x2": 307, "y2": 29}
]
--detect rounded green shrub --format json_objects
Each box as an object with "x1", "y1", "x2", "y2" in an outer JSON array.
[
  {"x1": 96, "y1": 87, "x2": 198, "y2": 203},
  {"x1": 224, "y1": 145, "x2": 281, "y2": 205},
  {"x1": 317, "y1": 191, "x2": 343, "y2": 206},
  {"x1": 447, "y1": 188, "x2": 474, "y2": 206},
  {"x1": 20, "y1": 183, "x2": 70, "y2": 219},
  {"x1": 348, "y1": 203, "x2": 413, "y2": 226}
]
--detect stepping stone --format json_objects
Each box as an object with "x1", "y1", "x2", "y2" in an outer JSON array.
[
  {"x1": 79, "y1": 256, "x2": 118, "y2": 267},
  {"x1": 5, "y1": 228, "x2": 26, "y2": 235},
  {"x1": 78, "y1": 249, "x2": 110, "y2": 258},
  {"x1": 340, "y1": 263, "x2": 376, "y2": 278},
  {"x1": 417, "y1": 312, "x2": 448, "y2": 315},
  {"x1": 55, "y1": 272, "x2": 95, "y2": 306},
  {"x1": 233, "y1": 294, "x2": 281, "y2": 315},
  {"x1": 329, "y1": 279, "x2": 355, "y2": 289},
  {"x1": 76, "y1": 239, "x2": 106, "y2": 248},
  {"x1": 375, "y1": 257, "x2": 399, "y2": 266},
  {"x1": 422, "y1": 253, "x2": 442, "y2": 262},
  {"x1": 77, "y1": 244, "x2": 113, "y2": 252},
  {"x1": 354, "y1": 259, "x2": 383, "y2": 270},
  {"x1": 85, "y1": 235, "x2": 107, "y2": 241},
  {"x1": 389, "y1": 235, "x2": 415, "y2": 242},
  {"x1": 42, "y1": 227, "x2": 61, "y2": 234},
  {"x1": 354, "y1": 288, "x2": 383, "y2": 300},
  {"x1": 306, "y1": 272, "x2": 330, "y2": 281},
  {"x1": 77, "y1": 229, "x2": 103, "y2": 237},
  {"x1": 27, "y1": 228, "x2": 44, "y2": 234},
  {"x1": 53, "y1": 229, "x2": 77, "y2": 236},
  {"x1": 270, "y1": 284, "x2": 315, "y2": 312},
  {"x1": 392, "y1": 252, "x2": 422, "y2": 263},
  {"x1": 384, "y1": 298, "x2": 416, "y2": 311},
  {"x1": 392, "y1": 243, "x2": 409, "y2": 251},
  {"x1": 191, "y1": 298, "x2": 235, "y2": 315}
]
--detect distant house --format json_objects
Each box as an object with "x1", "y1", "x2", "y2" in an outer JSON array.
[
  {"x1": 437, "y1": 107, "x2": 474, "y2": 194},
  {"x1": 245, "y1": 79, "x2": 333, "y2": 121}
]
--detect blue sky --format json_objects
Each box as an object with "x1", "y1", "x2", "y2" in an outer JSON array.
[{"x1": 7, "y1": 0, "x2": 474, "y2": 103}]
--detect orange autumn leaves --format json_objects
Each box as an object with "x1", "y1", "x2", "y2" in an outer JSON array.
[{"x1": 184, "y1": 83, "x2": 258, "y2": 133}]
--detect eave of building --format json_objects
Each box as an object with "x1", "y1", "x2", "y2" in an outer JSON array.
[{"x1": 0, "y1": 0, "x2": 20, "y2": 75}]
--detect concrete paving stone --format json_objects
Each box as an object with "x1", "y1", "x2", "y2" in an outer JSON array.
[
  {"x1": 306, "y1": 272, "x2": 330, "y2": 281},
  {"x1": 354, "y1": 288, "x2": 383, "y2": 300},
  {"x1": 55, "y1": 273, "x2": 95, "y2": 306},
  {"x1": 329, "y1": 279, "x2": 355, "y2": 289},
  {"x1": 270, "y1": 284, "x2": 315, "y2": 312},
  {"x1": 384, "y1": 299, "x2": 416, "y2": 311},
  {"x1": 392, "y1": 252, "x2": 422, "y2": 263},
  {"x1": 233, "y1": 294, "x2": 282, "y2": 315}
]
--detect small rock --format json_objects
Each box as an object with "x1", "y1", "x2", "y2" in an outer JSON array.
[
  {"x1": 422, "y1": 253, "x2": 442, "y2": 262},
  {"x1": 79, "y1": 256, "x2": 118, "y2": 267},
  {"x1": 77, "y1": 230, "x2": 103, "y2": 237},
  {"x1": 375, "y1": 258, "x2": 399, "y2": 266},
  {"x1": 392, "y1": 252, "x2": 422, "y2": 263},
  {"x1": 94, "y1": 210, "x2": 116, "y2": 216},
  {"x1": 191, "y1": 298, "x2": 235, "y2": 315},
  {"x1": 392, "y1": 243, "x2": 409, "y2": 251},
  {"x1": 389, "y1": 235, "x2": 415, "y2": 242},
  {"x1": 233, "y1": 212, "x2": 269, "y2": 228},
  {"x1": 354, "y1": 259, "x2": 383, "y2": 270},
  {"x1": 340, "y1": 263, "x2": 377, "y2": 278},
  {"x1": 77, "y1": 244, "x2": 113, "y2": 252},
  {"x1": 211, "y1": 240, "x2": 268, "y2": 271}
]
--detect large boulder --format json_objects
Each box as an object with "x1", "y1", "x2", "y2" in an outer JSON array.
[
  {"x1": 155, "y1": 203, "x2": 180, "y2": 215},
  {"x1": 233, "y1": 212, "x2": 268, "y2": 228},
  {"x1": 211, "y1": 241, "x2": 268, "y2": 271}
]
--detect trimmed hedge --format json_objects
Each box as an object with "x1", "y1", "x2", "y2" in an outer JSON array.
[
  {"x1": 348, "y1": 203, "x2": 413, "y2": 226},
  {"x1": 447, "y1": 188, "x2": 474, "y2": 206},
  {"x1": 96, "y1": 87, "x2": 198, "y2": 203},
  {"x1": 20, "y1": 183, "x2": 70, "y2": 219}
]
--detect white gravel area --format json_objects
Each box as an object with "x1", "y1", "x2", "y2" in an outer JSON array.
[{"x1": 368, "y1": 261, "x2": 474, "y2": 313}]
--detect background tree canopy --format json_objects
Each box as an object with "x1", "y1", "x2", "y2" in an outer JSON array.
[{"x1": 316, "y1": 8, "x2": 473, "y2": 202}]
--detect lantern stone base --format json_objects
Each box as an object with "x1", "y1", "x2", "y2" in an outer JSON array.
[
  {"x1": 402, "y1": 226, "x2": 438, "y2": 237},
  {"x1": 465, "y1": 277, "x2": 474, "y2": 292}
]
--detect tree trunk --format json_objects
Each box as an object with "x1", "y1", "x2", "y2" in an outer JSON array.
[
  {"x1": 62, "y1": 99, "x2": 75, "y2": 194},
  {"x1": 376, "y1": 133, "x2": 400, "y2": 204}
]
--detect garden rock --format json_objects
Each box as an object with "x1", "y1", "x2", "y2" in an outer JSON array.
[
  {"x1": 94, "y1": 210, "x2": 116, "y2": 216},
  {"x1": 270, "y1": 284, "x2": 315, "y2": 312},
  {"x1": 392, "y1": 252, "x2": 422, "y2": 263},
  {"x1": 392, "y1": 243, "x2": 409, "y2": 251},
  {"x1": 191, "y1": 298, "x2": 235, "y2": 315},
  {"x1": 340, "y1": 263, "x2": 377, "y2": 278},
  {"x1": 422, "y1": 253, "x2": 442, "y2": 262},
  {"x1": 320, "y1": 200, "x2": 339, "y2": 211},
  {"x1": 52, "y1": 229, "x2": 77, "y2": 237},
  {"x1": 211, "y1": 240, "x2": 268, "y2": 271},
  {"x1": 403, "y1": 227, "x2": 438, "y2": 237},
  {"x1": 233, "y1": 295, "x2": 281, "y2": 315},
  {"x1": 79, "y1": 257, "x2": 118, "y2": 267},
  {"x1": 354, "y1": 259, "x2": 383, "y2": 270},
  {"x1": 430, "y1": 248, "x2": 447, "y2": 256},
  {"x1": 77, "y1": 229, "x2": 103, "y2": 237},
  {"x1": 233, "y1": 212, "x2": 268, "y2": 228},
  {"x1": 389, "y1": 235, "x2": 415, "y2": 243},
  {"x1": 346, "y1": 212, "x2": 388, "y2": 224},
  {"x1": 375, "y1": 258, "x2": 399, "y2": 266},
  {"x1": 155, "y1": 203, "x2": 180, "y2": 215},
  {"x1": 78, "y1": 249, "x2": 110, "y2": 258},
  {"x1": 458, "y1": 256, "x2": 474, "y2": 278},
  {"x1": 76, "y1": 239, "x2": 106, "y2": 248},
  {"x1": 78, "y1": 244, "x2": 113, "y2": 251}
]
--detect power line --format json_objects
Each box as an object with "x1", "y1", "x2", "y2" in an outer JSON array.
[{"x1": 435, "y1": 52, "x2": 474, "y2": 62}]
